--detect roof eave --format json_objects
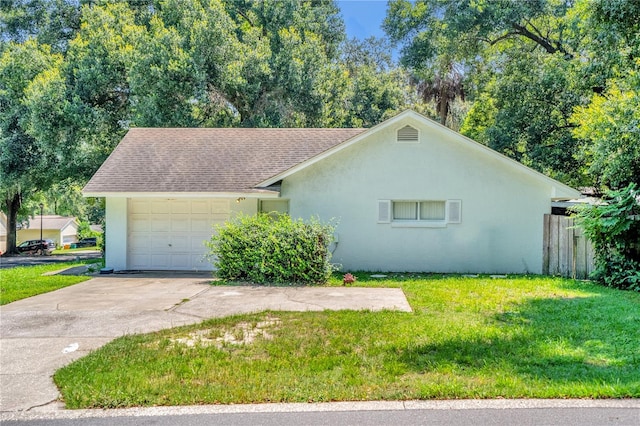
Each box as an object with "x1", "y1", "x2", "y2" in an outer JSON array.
[{"x1": 82, "y1": 190, "x2": 281, "y2": 199}]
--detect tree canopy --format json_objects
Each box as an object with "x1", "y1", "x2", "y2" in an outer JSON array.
[
  {"x1": 385, "y1": 0, "x2": 640, "y2": 190},
  {"x1": 0, "y1": 0, "x2": 413, "y2": 253}
]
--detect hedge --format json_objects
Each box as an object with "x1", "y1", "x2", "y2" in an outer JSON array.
[{"x1": 206, "y1": 213, "x2": 336, "y2": 284}]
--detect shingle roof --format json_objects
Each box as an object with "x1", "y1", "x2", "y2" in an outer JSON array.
[
  {"x1": 83, "y1": 128, "x2": 366, "y2": 194},
  {"x1": 24, "y1": 215, "x2": 77, "y2": 231}
]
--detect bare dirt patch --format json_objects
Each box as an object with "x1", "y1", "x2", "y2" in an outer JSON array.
[{"x1": 171, "y1": 316, "x2": 281, "y2": 348}]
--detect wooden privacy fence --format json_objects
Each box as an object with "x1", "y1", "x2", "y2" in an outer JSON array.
[{"x1": 543, "y1": 214, "x2": 595, "y2": 279}]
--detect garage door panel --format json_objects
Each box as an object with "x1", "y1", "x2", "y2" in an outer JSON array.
[
  {"x1": 192, "y1": 218, "x2": 213, "y2": 233},
  {"x1": 171, "y1": 202, "x2": 189, "y2": 214},
  {"x1": 170, "y1": 235, "x2": 190, "y2": 251},
  {"x1": 171, "y1": 215, "x2": 189, "y2": 232},
  {"x1": 151, "y1": 218, "x2": 170, "y2": 232},
  {"x1": 170, "y1": 254, "x2": 191, "y2": 269},
  {"x1": 151, "y1": 235, "x2": 170, "y2": 249},
  {"x1": 130, "y1": 200, "x2": 150, "y2": 214},
  {"x1": 191, "y1": 201, "x2": 209, "y2": 214},
  {"x1": 130, "y1": 217, "x2": 150, "y2": 232},
  {"x1": 130, "y1": 235, "x2": 150, "y2": 251},
  {"x1": 151, "y1": 201, "x2": 170, "y2": 214},
  {"x1": 190, "y1": 237, "x2": 208, "y2": 251},
  {"x1": 129, "y1": 254, "x2": 151, "y2": 269},
  {"x1": 151, "y1": 254, "x2": 170, "y2": 268}
]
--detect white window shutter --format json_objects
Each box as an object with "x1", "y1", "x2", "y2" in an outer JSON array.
[
  {"x1": 378, "y1": 200, "x2": 391, "y2": 223},
  {"x1": 447, "y1": 200, "x2": 462, "y2": 224}
]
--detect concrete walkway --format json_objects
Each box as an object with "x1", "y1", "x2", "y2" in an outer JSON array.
[{"x1": 0, "y1": 273, "x2": 411, "y2": 413}]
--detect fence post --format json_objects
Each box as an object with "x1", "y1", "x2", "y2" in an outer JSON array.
[{"x1": 543, "y1": 214, "x2": 550, "y2": 275}]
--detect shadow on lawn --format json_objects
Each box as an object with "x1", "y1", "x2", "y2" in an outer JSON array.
[{"x1": 398, "y1": 288, "x2": 640, "y2": 389}]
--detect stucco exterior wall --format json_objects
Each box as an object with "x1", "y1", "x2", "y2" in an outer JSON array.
[
  {"x1": 105, "y1": 197, "x2": 128, "y2": 270},
  {"x1": 18, "y1": 230, "x2": 62, "y2": 246},
  {"x1": 60, "y1": 224, "x2": 79, "y2": 244},
  {"x1": 231, "y1": 198, "x2": 258, "y2": 217},
  {"x1": 282, "y1": 117, "x2": 552, "y2": 273}
]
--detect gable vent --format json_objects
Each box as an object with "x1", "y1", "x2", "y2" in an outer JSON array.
[{"x1": 397, "y1": 125, "x2": 419, "y2": 142}]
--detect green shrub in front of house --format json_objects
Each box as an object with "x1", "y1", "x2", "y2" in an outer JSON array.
[
  {"x1": 574, "y1": 183, "x2": 640, "y2": 292},
  {"x1": 206, "y1": 213, "x2": 336, "y2": 284}
]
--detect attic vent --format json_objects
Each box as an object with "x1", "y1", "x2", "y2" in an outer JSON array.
[{"x1": 397, "y1": 125, "x2": 419, "y2": 142}]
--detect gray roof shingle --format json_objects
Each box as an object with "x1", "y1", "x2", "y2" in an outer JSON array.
[
  {"x1": 23, "y1": 215, "x2": 77, "y2": 231},
  {"x1": 83, "y1": 128, "x2": 366, "y2": 194}
]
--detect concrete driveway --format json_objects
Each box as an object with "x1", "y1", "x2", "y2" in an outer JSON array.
[{"x1": 0, "y1": 273, "x2": 411, "y2": 413}]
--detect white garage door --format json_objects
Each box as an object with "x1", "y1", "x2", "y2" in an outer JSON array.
[{"x1": 128, "y1": 198, "x2": 230, "y2": 271}]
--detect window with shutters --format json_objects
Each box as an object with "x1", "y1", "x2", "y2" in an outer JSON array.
[
  {"x1": 378, "y1": 199, "x2": 461, "y2": 227},
  {"x1": 396, "y1": 125, "x2": 419, "y2": 143},
  {"x1": 394, "y1": 200, "x2": 445, "y2": 221}
]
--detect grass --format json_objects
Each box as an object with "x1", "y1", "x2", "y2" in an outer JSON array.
[
  {"x1": 54, "y1": 274, "x2": 640, "y2": 408},
  {"x1": 52, "y1": 246, "x2": 100, "y2": 254},
  {"x1": 0, "y1": 261, "x2": 97, "y2": 305}
]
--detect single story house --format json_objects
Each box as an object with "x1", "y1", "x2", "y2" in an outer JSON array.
[
  {"x1": 84, "y1": 110, "x2": 580, "y2": 273},
  {"x1": 17, "y1": 215, "x2": 79, "y2": 247}
]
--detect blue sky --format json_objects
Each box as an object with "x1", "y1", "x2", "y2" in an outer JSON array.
[{"x1": 337, "y1": 0, "x2": 389, "y2": 40}]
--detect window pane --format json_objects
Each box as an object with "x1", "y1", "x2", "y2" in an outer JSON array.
[
  {"x1": 420, "y1": 201, "x2": 445, "y2": 220},
  {"x1": 393, "y1": 202, "x2": 417, "y2": 220},
  {"x1": 260, "y1": 200, "x2": 289, "y2": 214}
]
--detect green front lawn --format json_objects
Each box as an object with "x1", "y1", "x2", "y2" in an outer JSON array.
[
  {"x1": 52, "y1": 246, "x2": 100, "y2": 254},
  {"x1": 54, "y1": 274, "x2": 640, "y2": 408},
  {"x1": 0, "y1": 262, "x2": 97, "y2": 305}
]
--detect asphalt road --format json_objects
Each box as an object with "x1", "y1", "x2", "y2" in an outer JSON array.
[
  {"x1": 2, "y1": 407, "x2": 640, "y2": 426},
  {"x1": 0, "y1": 251, "x2": 102, "y2": 269}
]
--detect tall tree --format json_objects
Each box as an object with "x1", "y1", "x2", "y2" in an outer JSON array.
[
  {"x1": 1, "y1": 0, "x2": 415, "y2": 256},
  {"x1": 0, "y1": 40, "x2": 64, "y2": 253},
  {"x1": 316, "y1": 36, "x2": 414, "y2": 128},
  {"x1": 0, "y1": 0, "x2": 82, "y2": 52},
  {"x1": 384, "y1": 0, "x2": 602, "y2": 186},
  {"x1": 384, "y1": 0, "x2": 577, "y2": 128},
  {"x1": 571, "y1": 73, "x2": 640, "y2": 189},
  {"x1": 221, "y1": 0, "x2": 346, "y2": 126},
  {"x1": 567, "y1": 0, "x2": 640, "y2": 189}
]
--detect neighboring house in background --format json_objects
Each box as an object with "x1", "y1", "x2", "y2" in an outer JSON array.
[
  {"x1": 17, "y1": 215, "x2": 79, "y2": 248},
  {"x1": 84, "y1": 110, "x2": 580, "y2": 273},
  {"x1": 0, "y1": 212, "x2": 7, "y2": 254}
]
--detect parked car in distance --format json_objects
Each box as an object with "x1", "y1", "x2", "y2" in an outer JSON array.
[
  {"x1": 74, "y1": 237, "x2": 97, "y2": 248},
  {"x1": 17, "y1": 239, "x2": 55, "y2": 255}
]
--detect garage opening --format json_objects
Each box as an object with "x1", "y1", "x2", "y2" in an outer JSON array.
[{"x1": 127, "y1": 198, "x2": 229, "y2": 271}]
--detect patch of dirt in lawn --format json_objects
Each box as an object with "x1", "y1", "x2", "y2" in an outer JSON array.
[{"x1": 171, "y1": 316, "x2": 281, "y2": 348}]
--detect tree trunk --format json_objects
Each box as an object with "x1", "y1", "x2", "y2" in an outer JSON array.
[
  {"x1": 438, "y1": 84, "x2": 448, "y2": 125},
  {"x1": 4, "y1": 191, "x2": 21, "y2": 255}
]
